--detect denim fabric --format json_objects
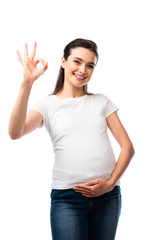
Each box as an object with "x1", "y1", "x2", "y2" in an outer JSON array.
[{"x1": 50, "y1": 186, "x2": 121, "y2": 240}]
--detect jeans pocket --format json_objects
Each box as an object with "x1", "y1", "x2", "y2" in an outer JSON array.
[
  {"x1": 50, "y1": 188, "x2": 75, "y2": 200},
  {"x1": 50, "y1": 189, "x2": 62, "y2": 200}
]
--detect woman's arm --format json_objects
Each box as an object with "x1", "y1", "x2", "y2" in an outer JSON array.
[
  {"x1": 8, "y1": 42, "x2": 48, "y2": 139},
  {"x1": 106, "y1": 111, "x2": 135, "y2": 188}
]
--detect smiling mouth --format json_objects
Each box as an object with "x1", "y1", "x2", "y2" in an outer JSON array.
[{"x1": 73, "y1": 73, "x2": 86, "y2": 81}]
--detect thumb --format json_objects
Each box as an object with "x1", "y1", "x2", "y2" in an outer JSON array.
[
  {"x1": 37, "y1": 61, "x2": 48, "y2": 77},
  {"x1": 85, "y1": 180, "x2": 97, "y2": 186},
  {"x1": 41, "y1": 61, "x2": 48, "y2": 74}
]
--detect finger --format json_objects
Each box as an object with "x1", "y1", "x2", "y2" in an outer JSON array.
[
  {"x1": 35, "y1": 58, "x2": 48, "y2": 73},
  {"x1": 74, "y1": 187, "x2": 92, "y2": 194},
  {"x1": 74, "y1": 183, "x2": 89, "y2": 187},
  {"x1": 75, "y1": 187, "x2": 91, "y2": 192},
  {"x1": 74, "y1": 183, "x2": 96, "y2": 189},
  {"x1": 75, "y1": 190, "x2": 92, "y2": 196},
  {"x1": 30, "y1": 41, "x2": 37, "y2": 60},
  {"x1": 40, "y1": 61, "x2": 48, "y2": 73},
  {"x1": 16, "y1": 50, "x2": 24, "y2": 64},
  {"x1": 82, "y1": 191, "x2": 94, "y2": 197},
  {"x1": 82, "y1": 193, "x2": 94, "y2": 197},
  {"x1": 85, "y1": 181, "x2": 98, "y2": 186},
  {"x1": 24, "y1": 43, "x2": 29, "y2": 60},
  {"x1": 43, "y1": 61, "x2": 48, "y2": 71},
  {"x1": 75, "y1": 181, "x2": 97, "y2": 187},
  {"x1": 35, "y1": 57, "x2": 45, "y2": 65}
]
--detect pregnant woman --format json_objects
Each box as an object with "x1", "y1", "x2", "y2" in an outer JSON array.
[{"x1": 9, "y1": 38, "x2": 135, "y2": 240}]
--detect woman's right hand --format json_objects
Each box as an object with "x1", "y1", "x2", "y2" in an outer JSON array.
[{"x1": 16, "y1": 42, "x2": 48, "y2": 86}]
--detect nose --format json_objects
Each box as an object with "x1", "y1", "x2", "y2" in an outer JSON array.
[{"x1": 79, "y1": 64, "x2": 86, "y2": 74}]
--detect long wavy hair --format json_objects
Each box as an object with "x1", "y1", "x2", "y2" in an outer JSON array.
[{"x1": 51, "y1": 38, "x2": 99, "y2": 95}]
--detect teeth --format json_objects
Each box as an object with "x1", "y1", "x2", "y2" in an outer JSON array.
[{"x1": 74, "y1": 74, "x2": 85, "y2": 79}]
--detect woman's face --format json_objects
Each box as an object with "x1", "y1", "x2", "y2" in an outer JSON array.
[{"x1": 61, "y1": 47, "x2": 97, "y2": 88}]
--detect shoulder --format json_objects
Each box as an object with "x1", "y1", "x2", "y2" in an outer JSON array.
[
  {"x1": 91, "y1": 93, "x2": 110, "y2": 102},
  {"x1": 92, "y1": 93, "x2": 108, "y2": 97},
  {"x1": 35, "y1": 94, "x2": 55, "y2": 105},
  {"x1": 32, "y1": 95, "x2": 53, "y2": 112}
]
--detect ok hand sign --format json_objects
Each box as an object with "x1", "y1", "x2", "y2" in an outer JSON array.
[{"x1": 16, "y1": 42, "x2": 48, "y2": 86}]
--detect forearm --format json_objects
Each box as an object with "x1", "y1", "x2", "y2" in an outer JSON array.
[
  {"x1": 8, "y1": 82, "x2": 33, "y2": 139},
  {"x1": 108, "y1": 143, "x2": 135, "y2": 187}
]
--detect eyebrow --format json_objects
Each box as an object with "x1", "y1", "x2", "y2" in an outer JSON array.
[{"x1": 73, "y1": 57, "x2": 96, "y2": 66}]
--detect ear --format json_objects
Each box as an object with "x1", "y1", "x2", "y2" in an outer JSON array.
[{"x1": 61, "y1": 57, "x2": 66, "y2": 68}]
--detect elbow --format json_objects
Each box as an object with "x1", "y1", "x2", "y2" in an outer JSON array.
[
  {"x1": 122, "y1": 141, "x2": 135, "y2": 157},
  {"x1": 128, "y1": 142, "x2": 135, "y2": 157},
  {"x1": 8, "y1": 130, "x2": 22, "y2": 140},
  {"x1": 131, "y1": 144, "x2": 135, "y2": 157}
]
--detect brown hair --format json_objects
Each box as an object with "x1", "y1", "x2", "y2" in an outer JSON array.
[{"x1": 51, "y1": 38, "x2": 99, "y2": 95}]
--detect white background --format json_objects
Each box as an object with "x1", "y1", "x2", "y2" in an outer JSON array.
[{"x1": 1, "y1": 0, "x2": 160, "y2": 239}]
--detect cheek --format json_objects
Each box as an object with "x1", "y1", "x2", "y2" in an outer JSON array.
[
  {"x1": 65, "y1": 66, "x2": 74, "y2": 76},
  {"x1": 87, "y1": 69, "x2": 94, "y2": 76},
  {"x1": 68, "y1": 65, "x2": 77, "y2": 75}
]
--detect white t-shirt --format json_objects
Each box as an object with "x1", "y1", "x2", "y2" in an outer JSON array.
[{"x1": 31, "y1": 93, "x2": 119, "y2": 189}]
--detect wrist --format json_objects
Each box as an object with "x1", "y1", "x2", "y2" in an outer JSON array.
[
  {"x1": 21, "y1": 80, "x2": 33, "y2": 90},
  {"x1": 106, "y1": 178, "x2": 116, "y2": 190}
]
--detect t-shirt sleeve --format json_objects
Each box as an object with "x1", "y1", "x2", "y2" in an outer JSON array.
[
  {"x1": 103, "y1": 94, "x2": 119, "y2": 118},
  {"x1": 30, "y1": 97, "x2": 48, "y2": 128}
]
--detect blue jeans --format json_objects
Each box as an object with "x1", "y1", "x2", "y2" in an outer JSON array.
[{"x1": 50, "y1": 186, "x2": 121, "y2": 240}]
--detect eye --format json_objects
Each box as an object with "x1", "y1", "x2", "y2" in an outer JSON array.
[
  {"x1": 88, "y1": 65, "x2": 94, "y2": 69},
  {"x1": 74, "y1": 60, "x2": 80, "y2": 64}
]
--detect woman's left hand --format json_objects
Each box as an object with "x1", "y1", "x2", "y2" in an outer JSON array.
[{"x1": 73, "y1": 178, "x2": 114, "y2": 197}]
